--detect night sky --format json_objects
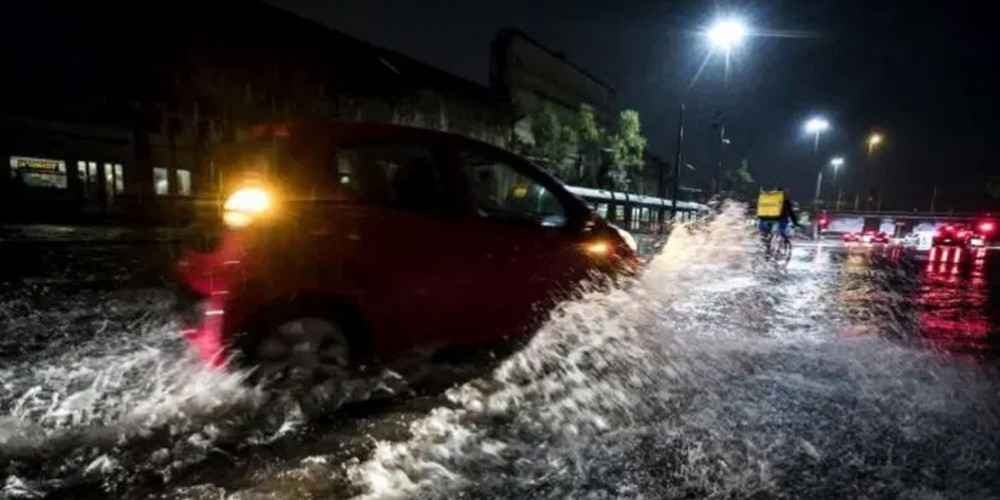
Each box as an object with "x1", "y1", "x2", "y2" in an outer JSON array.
[{"x1": 268, "y1": 0, "x2": 996, "y2": 212}]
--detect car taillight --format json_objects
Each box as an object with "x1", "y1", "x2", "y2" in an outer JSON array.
[
  {"x1": 979, "y1": 221, "x2": 995, "y2": 234},
  {"x1": 223, "y1": 185, "x2": 273, "y2": 228}
]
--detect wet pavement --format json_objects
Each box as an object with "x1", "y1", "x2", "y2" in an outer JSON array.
[{"x1": 2, "y1": 207, "x2": 1000, "y2": 499}]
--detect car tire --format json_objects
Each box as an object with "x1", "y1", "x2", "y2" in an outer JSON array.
[{"x1": 237, "y1": 300, "x2": 367, "y2": 391}]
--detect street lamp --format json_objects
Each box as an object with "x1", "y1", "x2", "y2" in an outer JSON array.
[
  {"x1": 702, "y1": 17, "x2": 748, "y2": 195},
  {"x1": 671, "y1": 16, "x2": 751, "y2": 218},
  {"x1": 804, "y1": 117, "x2": 830, "y2": 153},
  {"x1": 867, "y1": 133, "x2": 883, "y2": 160},
  {"x1": 830, "y1": 156, "x2": 845, "y2": 210},
  {"x1": 866, "y1": 132, "x2": 885, "y2": 211},
  {"x1": 830, "y1": 156, "x2": 845, "y2": 173},
  {"x1": 804, "y1": 117, "x2": 831, "y2": 210},
  {"x1": 706, "y1": 18, "x2": 749, "y2": 53}
]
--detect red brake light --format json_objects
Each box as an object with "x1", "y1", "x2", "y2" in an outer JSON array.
[{"x1": 979, "y1": 221, "x2": 995, "y2": 234}]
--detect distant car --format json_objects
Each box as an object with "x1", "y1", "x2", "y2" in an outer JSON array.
[
  {"x1": 842, "y1": 231, "x2": 860, "y2": 243},
  {"x1": 932, "y1": 225, "x2": 972, "y2": 247},
  {"x1": 176, "y1": 122, "x2": 639, "y2": 387},
  {"x1": 969, "y1": 220, "x2": 995, "y2": 248},
  {"x1": 861, "y1": 231, "x2": 890, "y2": 245}
]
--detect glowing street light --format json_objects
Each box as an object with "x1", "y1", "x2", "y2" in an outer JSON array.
[
  {"x1": 804, "y1": 117, "x2": 830, "y2": 152},
  {"x1": 706, "y1": 18, "x2": 749, "y2": 52},
  {"x1": 865, "y1": 132, "x2": 885, "y2": 210},
  {"x1": 867, "y1": 133, "x2": 883, "y2": 159},
  {"x1": 803, "y1": 117, "x2": 832, "y2": 210},
  {"x1": 830, "y1": 156, "x2": 845, "y2": 173},
  {"x1": 829, "y1": 157, "x2": 846, "y2": 211}
]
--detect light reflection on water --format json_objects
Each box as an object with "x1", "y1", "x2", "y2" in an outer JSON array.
[
  {"x1": 2, "y1": 212, "x2": 1000, "y2": 499},
  {"x1": 916, "y1": 247, "x2": 998, "y2": 359}
]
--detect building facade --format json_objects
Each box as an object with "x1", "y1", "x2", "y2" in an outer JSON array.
[{"x1": 0, "y1": 0, "x2": 513, "y2": 224}]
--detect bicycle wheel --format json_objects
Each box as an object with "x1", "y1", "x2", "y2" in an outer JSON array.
[{"x1": 773, "y1": 236, "x2": 792, "y2": 263}]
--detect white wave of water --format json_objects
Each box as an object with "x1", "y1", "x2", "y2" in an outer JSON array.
[
  {"x1": 339, "y1": 203, "x2": 1000, "y2": 500},
  {"x1": 0, "y1": 290, "x2": 265, "y2": 497},
  {"x1": 3, "y1": 204, "x2": 999, "y2": 499}
]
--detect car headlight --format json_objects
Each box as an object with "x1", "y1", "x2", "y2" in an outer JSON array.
[{"x1": 610, "y1": 224, "x2": 638, "y2": 253}]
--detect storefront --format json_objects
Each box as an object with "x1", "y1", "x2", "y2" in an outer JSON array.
[{"x1": 0, "y1": 117, "x2": 198, "y2": 224}]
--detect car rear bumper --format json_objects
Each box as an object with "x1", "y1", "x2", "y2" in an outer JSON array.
[
  {"x1": 174, "y1": 279, "x2": 229, "y2": 369},
  {"x1": 174, "y1": 228, "x2": 249, "y2": 369}
]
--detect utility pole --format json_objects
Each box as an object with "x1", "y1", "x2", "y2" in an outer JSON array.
[{"x1": 670, "y1": 104, "x2": 685, "y2": 221}]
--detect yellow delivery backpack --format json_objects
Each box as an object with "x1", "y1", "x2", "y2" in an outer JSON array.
[{"x1": 756, "y1": 190, "x2": 785, "y2": 219}]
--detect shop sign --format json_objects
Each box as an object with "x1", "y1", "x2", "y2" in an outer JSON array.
[{"x1": 9, "y1": 156, "x2": 68, "y2": 189}]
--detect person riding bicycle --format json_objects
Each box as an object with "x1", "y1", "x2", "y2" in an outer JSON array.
[{"x1": 756, "y1": 188, "x2": 800, "y2": 243}]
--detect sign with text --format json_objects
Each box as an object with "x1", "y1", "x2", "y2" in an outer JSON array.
[{"x1": 9, "y1": 156, "x2": 68, "y2": 189}]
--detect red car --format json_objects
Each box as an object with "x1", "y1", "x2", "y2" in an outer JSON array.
[
  {"x1": 932, "y1": 225, "x2": 972, "y2": 247},
  {"x1": 969, "y1": 220, "x2": 996, "y2": 247},
  {"x1": 861, "y1": 231, "x2": 891, "y2": 245},
  {"x1": 176, "y1": 122, "x2": 638, "y2": 385}
]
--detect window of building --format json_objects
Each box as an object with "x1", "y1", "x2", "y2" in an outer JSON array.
[
  {"x1": 176, "y1": 169, "x2": 192, "y2": 196},
  {"x1": 615, "y1": 205, "x2": 625, "y2": 223},
  {"x1": 154, "y1": 167, "x2": 169, "y2": 195},
  {"x1": 461, "y1": 151, "x2": 566, "y2": 228},
  {"x1": 9, "y1": 156, "x2": 67, "y2": 189},
  {"x1": 333, "y1": 144, "x2": 454, "y2": 214},
  {"x1": 86, "y1": 162, "x2": 99, "y2": 200},
  {"x1": 77, "y1": 160, "x2": 88, "y2": 189},
  {"x1": 103, "y1": 163, "x2": 124, "y2": 205},
  {"x1": 114, "y1": 164, "x2": 124, "y2": 194}
]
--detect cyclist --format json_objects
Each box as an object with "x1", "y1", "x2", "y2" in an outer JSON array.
[{"x1": 757, "y1": 188, "x2": 800, "y2": 252}]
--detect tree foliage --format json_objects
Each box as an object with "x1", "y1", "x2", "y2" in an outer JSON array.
[
  {"x1": 576, "y1": 104, "x2": 603, "y2": 146},
  {"x1": 724, "y1": 163, "x2": 754, "y2": 190},
  {"x1": 606, "y1": 109, "x2": 647, "y2": 190},
  {"x1": 525, "y1": 103, "x2": 578, "y2": 179},
  {"x1": 520, "y1": 103, "x2": 648, "y2": 190}
]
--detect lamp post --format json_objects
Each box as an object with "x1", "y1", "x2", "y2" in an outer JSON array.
[
  {"x1": 804, "y1": 117, "x2": 830, "y2": 207},
  {"x1": 867, "y1": 133, "x2": 882, "y2": 160},
  {"x1": 705, "y1": 18, "x2": 747, "y2": 195},
  {"x1": 866, "y1": 133, "x2": 884, "y2": 211},
  {"x1": 672, "y1": 16, "x2": 749, "y2": 218},
  {"x1": 830, "y1": 156, "x2": 845, "y2": 210}
]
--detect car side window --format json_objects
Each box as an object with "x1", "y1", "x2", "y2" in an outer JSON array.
[
  {"x1": 461, "y1": 151, "x2": 567, "y2": 228},
  {"x1": 331, "y1": 143, "x2": 455, "y2": 214}
]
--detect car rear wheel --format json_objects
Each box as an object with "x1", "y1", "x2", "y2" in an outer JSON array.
[{"x1": 251, "y1": 317, "x2": 352, "y2": 387}]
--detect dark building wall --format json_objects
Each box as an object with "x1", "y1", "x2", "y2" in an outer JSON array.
[{"x1": 0, "y1": 0, "x2": 513, "y2": 224}]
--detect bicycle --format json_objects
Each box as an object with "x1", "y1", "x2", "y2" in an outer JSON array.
[{"x1": 759, "y1": 223, "x2": 793, "y2": 263}]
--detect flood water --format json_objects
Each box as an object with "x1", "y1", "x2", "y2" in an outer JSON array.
[{"x1": 2, "y1": 205, "x2": 999, "y2": 499}]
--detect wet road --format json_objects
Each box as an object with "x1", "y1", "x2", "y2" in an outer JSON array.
[{"x1": 2, "y1": 209, "x2": 1000, "y2": 499}]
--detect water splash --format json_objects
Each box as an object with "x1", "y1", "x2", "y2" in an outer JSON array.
[
  {"x1": 3, "y1": 204, "x2": 999, "y2": 499},
  {"x1": 0, "y1": 290, "x2": 266, "y2": 496},
  {"x1": 340, "y1": 203, "x2": 1000, "y2": 499}
]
